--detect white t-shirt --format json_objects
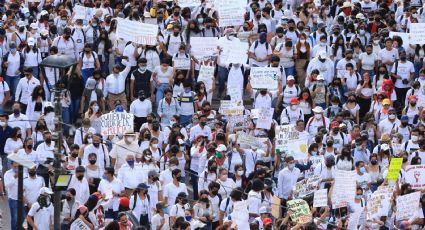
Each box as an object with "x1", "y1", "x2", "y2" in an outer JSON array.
[
  {"x1": 249, "y1": 42, "x2": 272, "y2": 67},
  {"x1": 27, "y1": 202, "x2": 54, "y2": 230},
  {"x1": 359, "y1": 52, "x2": 377, "y2": 70},
  {"x1": 151, "y1": 213, "x2": 170, "y2": 230},
  {"x1": 163, "y1": 182, "x2": 188, "y2": 207},
  {"x1": 154, "y1": 66, "x2": 174, "y2": 84},
  {"x1": 378, "y1": 48, "x2": 398, "y2": 71},
  {"x1": 391, "y1": 61, "x2": 415, "y2": 88}
]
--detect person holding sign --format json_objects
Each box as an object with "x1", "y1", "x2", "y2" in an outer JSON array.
[{"x1": 248, "y1": 32, "x2": 272, "y2": 67}]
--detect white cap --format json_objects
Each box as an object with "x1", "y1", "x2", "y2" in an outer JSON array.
[
  {"x1": 312, "y1": 106, "x2": 324, "y2": 113},
  {"x1": 40, "y1": 10, "x2": 49, "y2": 16},
  {"x1": 39, "y1": 187, "x2": 53, "y2": 195},
  {"x1": 27, "y1": 37, "x2": 35, "y2": 46},
  {"x1": 216, "y1": 144, "x2": 227, "y2": 152},
  {"x1": 30, "y1": 23, "x2": 38, "y2": 29},
  {"x1": 17, "y1": 21, "x2": 25, "y2": 27},
  {"x1": 287, "y1": 75, "x2": 295, "y2": 81},
  {"x1": 317, "y1": 74, "x2": 324, "y2": 80}
]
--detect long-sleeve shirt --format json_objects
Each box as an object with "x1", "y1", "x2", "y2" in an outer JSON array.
[
  {"x1": 4, "y1": 169, "x2": 18, "y2": 200},
  {"x1": 104, "y1": 61, "x2": 131, "y2": 95},
  {"x1": 15, "y1": 76, "x2": 40, "y2": 104},
  {"x1": 68, "y1": 175, "x2": 90, "y2": 204},
  {"x1": 277, "y1": 167, "x2": 300, "y2": 199}
]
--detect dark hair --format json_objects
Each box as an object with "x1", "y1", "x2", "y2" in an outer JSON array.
[{"x1": 105, "y1": 167, "x2": 115, "y2": 175}]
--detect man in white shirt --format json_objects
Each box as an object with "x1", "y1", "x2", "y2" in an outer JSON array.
[
  {"x1": 23, "y1": 167, "x2": 45, "y2": 211},
  {"x1": 98, "y1": 167, "x2": 124, "y2": 219},
  {"x1": 27, "y1": 187, "x2": 54, "y2": 230},
  {"x1": 73, "y1": 118, "x2": 95, "y2": 146},
  {"x1": 60, "y1": 188, "x2": 80, "y2": 229},
  {"x1": 306, "y1": 51, "x2": 335, "y2": 85},
  {"x1": 378, "y1": 38, "x2": 399, "y2": 72},
  {"x1": 249, "y1": 32, "x2": 272, "y2": 67},
  {"x1": 163, "y1": 168, "x2": 188, "y2": 207},
  {"x1": 4, "y1": 161, "x2": 20, "y2": 230},
  {"x1": 117, "y1": 154, "x2": 144, "y2": 194},
  {"x1": 277, "y1": 156, "x2": 300, "y2": 200},
  {"x1": 82, "y1": 134, "x2": 110, "y2": 171},
  {"x1": 378, "y1": 108, "x2": 400, "y2": 138},
  {"x1": 189, "y1": 115, "x2": 212, "y2": 143},
  {"x1": 391, "y1": 50, "x2": 415, "y2": 107},
  {"x1": 52, "y1": 27, "x2": 78, "y2": 59},
  {"x1": 68, "y1": 166, "x2": 90, "y2": 204},
  {"x1": 4, "y1": 42, "x2": 23, "y2": 101},
  {"x1": 280, "y1": 97, "x2": 304, "y2": 124},
  {"x1": 306, "y1": 106, "x2": 330, "y2": 140},
  {"x1": 8, "y1": 102, "x2": 31, "y2": 138},
  {"x1": 110, "y1": 131, "x2": 140, "y2": 170},
  {"x1": 104, "y1": 59, "x2": 131, "y2": 110},
  {"x1": 336, "y1": 49, "x2": 357, "y2": 79},
  {"x1": 130, "y1": 90, "x2": 152, "y2": 132},
  {"x1": 15, "y1": 67, "x2": 40, "y2": 111}
]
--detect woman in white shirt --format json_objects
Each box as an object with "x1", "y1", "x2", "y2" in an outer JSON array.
[
  {"x1": 78, "y1": 43, "x2": 101, "y2": 83},
  {"x1": 23, "y1": 38, "x2": 42, "y2": 79},
  {"x1": 25, "y1": 85, "x2": 47, "y2": 130},
  {"x1": 152, "y1": 58, "x2": 174, "y2": 106},
  {"x1": 275, "y1": 40, "x2": 296, "y2": 77},
  {"x1": 149, "y1": 138, "x2": 162, "y2": 163},
  {"x1": 151, "y1": 202, "x2": 170, "y2": 230},
  {"x1": 83, "y1": 101, "x2": 103, "y2": 134},
  {"x1": 171, "y1": 71, "x2": 185, "y2": 98},
  {"x1": 85, "y1": 153, "x2": 103, "y2": 194},
  {"x1": 4, "y1": 127, "x2": 23, "y2": 156},
  {"x1": 343, "y1": 93, "x2": 360, "y2": 124},
  {"x1": 140, "y1": 45, "x2": 161, "y2": 73},
  {"x1": 356, "y1": 73, "x2": 375, "y2": 119},
  {"x1": 358, "y1": 45, "x2": 378, "y2": 79}
]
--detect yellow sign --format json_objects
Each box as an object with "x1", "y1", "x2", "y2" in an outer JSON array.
[{"x1": 387, "y1": 158, "x2": 403, "y2": 181}]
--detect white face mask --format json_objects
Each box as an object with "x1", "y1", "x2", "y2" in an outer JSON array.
[
  {"x1": 412, "y1": 135, "x2": 419, "y2": 142},
  {"x1": 93, "y1": 105, "x2": 99, "y2": 112},
  {"x1": 0, "y1": 121, "x2": 5, "y2": 127},
  {"x1": 127, "y1": 136, "x2": 135, "y2": 142},
  {"x1": 237, "y1": 170, "x2": 244, "y2": 176},
  {"x1": 288, "y1": 163, "x2": 295, "y2": 169},
  {"x1": 389, "y1": 114, "x2": 396, "y2": 120},
  {"x1": 315, "y1": 114, "x2": 322, "y2": 119},
  {"x1": 152, "y1": 143, "x2": 158, "y2": 148},
  {"x1": 144, "y1": 155, "x2": 152, "y2": 160},
  {"x1": 87, "y1": 138, "x2": 93, "y2": 144},
  {"x1": 170, "y1": 121, "x2": 176, "y2": 126},
  {"x1": 290, "y1": 105, "x2": 297, "y2": 110},
  {"x1": 169, "y1": 165, "x2": 177, "y2": 170}
]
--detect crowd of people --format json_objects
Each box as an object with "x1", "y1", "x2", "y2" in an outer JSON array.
[{"x1": 0, "y1": 0, "x2": 425, "y2": 229}]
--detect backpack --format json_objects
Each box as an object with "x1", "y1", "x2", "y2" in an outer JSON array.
[
  {"x1": 281, "y1": 85, "x2": 300, "y2": 103},
  {"x1": 254, "y1": 40, "x2": 269, "y2": 52},
  {"x1": 178, "y1": 91, "x2": 196, "y2": 112},
  {"x1": 55, "y1": 36, "x2": 76, "y2": 51},
  {"x1": 285, "y1": 108, "x2": 303, "y2": 123},
  {"x1": 72, "y1": 28, "x2": 86, "y2": 44},
  {"x1": 132, "y1": 193, "x2": 151, "y2": 210},
  {"x1": 80, "y1": 51, "x2": 96, "y2": 60},
  {"x1": 165, "y1": 33, "x2": 184, "y2": 50}
]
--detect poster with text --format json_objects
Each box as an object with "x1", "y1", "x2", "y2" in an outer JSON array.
[
  {"x1": 100, "y1": 111, "x2": 134, "y2": 136},
  {"x1": 190, "y1": 37, "x2": 218, "y2": 58},
  {"x1": 117, "y1": 18, "x2": 158, "y2": 45},
  {"x1": 250, "y1": 67, "x2": 279, "y2": 90}
]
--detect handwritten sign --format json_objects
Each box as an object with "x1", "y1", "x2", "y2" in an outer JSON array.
[
  {"x1": 387, "y1": 158, "x2": 403, "y2": 181},
  {"x1": 227, "y1": 115, "x2": 248, "y2": 132},
  {"x1": 198, "y1": 65, "x2": 215, "y2": 91},
  {"x1": 313, "y1": 189, "x2": 328, "y2": 208},
  {"x1": 225, "y1": 41, "x2": 248, "y2": 65},
  {"x1": 250, "y1": 67, "x2": 279, "y2": 90},
  {"x1": 293, "y1": 175, "x2": 321, "y2": 198},
  {"x1": 100, "y1": 112, "x2": 134, "y2": 136},
  {"x1": 275, "y1": 125, "x2": 308, "y2": 161},
  {"x1": 237, "y1": 133, "x2": 264, "y2": 150},
  {"x1": 70, "y1": 218, "x2": 91, "y2": 230},
  {"x1": 287, "y1": 199, "x2": 312, "y2": 224},
  {"x1": 217, "y1": 0, "x2": 246, "y2": 27},
  {"x1": 332, "y1": 170, "x2": 356, "y2": 208},
  {"x1": 256, "y1": 108, "x2": 274, "y2": 129},
  {"x1": 405, "y1": 165, "x2": 425, "y2": 189},
  {"x1": 117, "y1": 18, "x2": 158, "y2": 45},
  {"x1": 173, "y1": 57, "x2": 191, "y2": 70},
  {"x1": 219, "y1": 100, "x2": 244, "y2": 115},
  {"x1": 410, "y1": 23, "x2": 425, "y2": 45},
  {"x1": 191, "y1": 37, "x2": 218, "y2": 59},
  {"x1": 396, "y1": 191, "x2": 421, "y2": 221},
  {"x1": 367, "y1": 186, "x2": 393, "y2": 220},
  {"x1": 73, "y1": 5, "x2": 92, "y2": 21}
]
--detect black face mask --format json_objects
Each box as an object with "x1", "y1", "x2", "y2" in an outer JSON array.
[
  {"x1": 288, "y1": 27, "x2": 294, "y2": 31},
  {"x1": 400, "y1": 56, "x2": 407, "y2": 61},
  {"x1": 200, "y1": 121, "x2": 206, "y2": 126},
  {"x1": 209, "y1": 166, "x2": 217, "y2": 172},
  {"x1": 326, "y1": 142, "x2": 334, "y2": 147},
  {"x1": 147, "y1": 119, "x2": 153, "y2": 123},
  {"x1": 93, "y1": 142, "x2": 100, "y2": 148},
  {"x1": 29, "y1": 171, "x2": 36, "y2": 176},
  {"x1": 13, "y1": 109, "x2": 20, "y2": 116},
  {"x1": 256, "y1": 15, "x2": 261, "y2": 19},
  {"x1": 76, "y1": 175, "x2": 84, "y2": 181},
  {"x1": 176, "y1": 175, "x2": 182, "y2": 181},
  {"x1": 71, "y1": 153, "x2": 78, "y2": 158},
  {"x1": 260, "y1": 90, "x2": 267, "y2": 95},
  {"x1": 174, "y1": 11, "x2": 180, "y2": 16},
  {"x1": 152, "y1": 126, "x2": 159, "y2": 131},
  {"x1": 200, "y1": 198, "x2": 209, "y2": 203},
  {"x1": 66, "y1": 196, "x2": 72, "y2": 201},
  {"x1": 411, "y1": 102, "x2": 417, "y2": 106},
  {"x1": 145, "y1": 134, "x2": 151, "y2": 139},
  {"x1": 27, "y1": 145, "x2": 33, "y2": 149},
  {"x1": 45, "y1": 138, "x2": 51, "y2": 144},
  {"x1": 89, "y1": 159, "x2": 97, "y2": 165},
  {"x1": 19, "y1": 27, "x2": 24, "y2": 32}
]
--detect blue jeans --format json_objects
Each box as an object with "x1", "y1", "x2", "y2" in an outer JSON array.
[
  {"x1": 190, "y1": 170, "x2": 199, "y2": 200},
  {"x1": 155, "y1": 83, "x2": 169, "y2": 107},
  {"x1": 100, "y1": 56, "x2": 110, "y2": 76},
  {"x1": 5, "y1": 75, "x2": 20, "y2": 101},
  {"x1": 62, "y1": 107, "x2": 71, "y2": 135},
  {"x1": 218, "y1": 66, "x2": 229, "y2": 95},
  {"x1": 70, "y1": 97, "x2": 81, "y2": 123},
  {"x1": 414, "y1": 61, "x2": 423, "y2": 78},
  {"x1": 284, "y1": 66, "x2": 295, "y2": 77},
  {"x1": 8, "y1": 198, "x2": 18, "y2": 230},
  {"x1": 25, "y1": 66, "x2": 39, "y2": 79},
  {"x1": 180, "y1": 115, "x2": 192, "y2": 128},
  {"x1": 81, "y1": 68, "x2": 94, "y2": 85}
]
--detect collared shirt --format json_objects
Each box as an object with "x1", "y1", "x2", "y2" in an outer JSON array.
[
  {"x1": 4, "y1": 168, "x2": 18, "y2": 200},
  {"x1": 23, "y1": 176, "x2": 45, "y2": 205},
  {"x1": 15, "y1": 76, "x2": 40, "y2": 104},
  {"x1": 8, "y1": 113, "x2": 31, "y2": 139},
  {"x1": 117, "y1": 164, "x2": 145, "y2": 189},
  {"x1": 109, "y1": 139, "x2": 139, "y2": 171},
  {"x1": 83, "y1": 144, "x2": 110, "y2": 170},
  {"x1": 277, "y1": 167, "x2": 301, "y2": 199},
  {"x1": 105, "y1": 61, "x2": 131, "y2": 94},
  {"x1": 98, "y1": 177, "x2": 124, "y2": 211},
  {"x1": 68, "y1": 175, "x2": 90, "y2": 204}
]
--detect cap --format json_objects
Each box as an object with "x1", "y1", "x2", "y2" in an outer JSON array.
[
  {"x1": 27, "y1": 37, "x2": 35, "y2": 46},
  {"x1": 382, "y1": 99, "x2": 391, "y2": 105},
  {"x1": 166, "y1": 24, "x2": 173, "y2": 29},
  {"x1": 408, "y1": 95, "x2": 417, "y2": 101},
  {"x1": 318, "y1": 50, "x2": 327, "y2": 59},
  {"x1": 290, "y1": 97, "x2": 299, "y2": 105},
  {"x1": 216, "y1": 144, "x2": 227, "y2": 152},
  {"x1": 136, "y1": 183, "x2": 150, "y2": 190},
  {"x1": 331, "y1": 121, "x2": 340, "y2": 129},
  {"x1": 119, "y1": 197, "x2": 130, "y2": 208},
  {"x1": 312, "y1": 106, "x2": 324, "y2": 113},
  {"x1": 356, "y1": 13, "x2": 365, "y2": 20},
  {"x1": 316, "y1": 74, "x2": 324, "y2": 80},
  {"x1": 40, "y1": 187, "x2": 53, "y2": 195},
  {"x1": 40, "y1": 10, "x2": 49, "y2": 16},
  {"x1": 86, "y1": 78, "x2": 96, "y2": 90},
  {"x1": 124, "y1": 129, "x2": 136, "y2": 135},
  {"x1": 40, "y1": 29, "x2": 48, "y2": 36},
  {"x1": 259, "y1": 206, "x2": 269, "y2": 214},
  {"x1": 92, "y1": 192, "x2": 103, "y2": 200},
  {"x1": 17, "y1": 21, "x2": 25, "y2": 27},
  {"x1": 287, "y1": 75, "x2": 295, "y2": 81},
  {"x1": 263, "y1": 218, "x2": 273, "y2": 226},
  {"x1": 30, "y1": 23, "x2": 38, "y2": 29},
  {"x1": 401, "y1": 115, "x2": 409, "y2": 121},
  {"x1": 148, "y1": 170, "x2": 159, "y2": 178}
]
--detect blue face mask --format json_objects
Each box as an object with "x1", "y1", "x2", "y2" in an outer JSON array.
[
  {"x1": 115, "y1": 105, "x2": 124, "y2": 112},
  {"x1": 127, "y1": 160, "x2": 135, "y2": 167},
  {"x1": 185, "y1": 215, "x2": 192, "y2": 221},
  {"x1": 184, "y1": 88, "x2": 191, "y2": 93},
  {"x1": 102, "y1": 174, "x2": 108, "y2": 180},
  {"x1": 10, "y1": 48, "x2": 16, "y2": 53},
  {"x1": 360, "y1": 167, "x2": 366, "y2": 174},
  {"x1": 162, "y1": 207, "x2": 168, "y2": 213}
]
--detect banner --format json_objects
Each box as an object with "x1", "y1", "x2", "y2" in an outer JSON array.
[
  {"x1": 178, "y1": 0, "x2": 201, "y2": 7},
  {"x1": 225, "y1": 41, "x2": 248, "y2": 65},
  {"x1": 219, "y1": 100, "x2": 244, "y2": 115},
  {"x1": 100, "y1": 112, "x2": 134, "y2": 136},
  {"x1": 275, "y1": 125, "x2": 308, "y2": 161},
  {"x1": 293, "y1": 175, "x2": 321, "y2": 198},
  {"x1": 313, "y1": 189, "x2": 328, "y2": 208},
  {"x1": 198, "y1": 65, "x2": 215, "y2": 92},
  {"x1": 396, "y1": 191, "x2": 421, "y2": 221},
  {"x1": 237, "y1": 133, "x2": 264, "y2": 150},
  {"x1": 287, "y1": 199, "x2": 312, "y2": 224},
  {"x1": 250, "y1": 67, "x2": 279, "y2": 90},
  {"x1": 117, "y1": 18, "x2": 158, "y2": 45},
  {"x1": 73, "y1": 5, "x2": 91, "y2": 20},
  {"x1": 217, "y1": 0, "x2": 246, "y2": 27},
  {"x1": 387, "y1": 158, "x2": 403, "y2": 181},
  {"x1": 256, "y1": 108, "x2": 274, "y2": 129},
  {"x1": 389, "y1": 32, "x2": 410, "y2": 50},
  {"x1": 405, "y1": 165, "x2": 425, "y2": 189},
  {"x1": 70, "y1": 219, "x2": 91, "y2": 230},
  {"x1": 410, "y1": 23, "x2": 425, "y2": 45},
  {"x1": 173, "y1": 57, "x2": 191, "y2": 70},
  {"x1": 190, "y1": 37, "x2": 218, "y2": 58},
  {"x1": 367, "y1": 186, "x2": 393, "y2": 220},
  {"x1": 332, "y1": 170, "x2": 357, "y2": 208}
]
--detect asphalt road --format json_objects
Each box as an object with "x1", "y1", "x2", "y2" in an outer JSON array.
[{"x1": 0, "y1": 196, "x2": 11, "y2": 230}]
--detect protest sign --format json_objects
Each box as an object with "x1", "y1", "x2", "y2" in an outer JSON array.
[
  {"x1": 227, "y1": 87, "x2": 243, "y2": 102},
  {"x1": 225, "y1": 41, "x2": 248, "y2": 65},
  {"x1": 303, "y1": 155, "x2": 324, "y2": 178},
  {"x1": 396, "y1": 191, "x2": 421, "y2": 221},
  {"x1": 250, "y1": 67, "x2": 279, "y2": 90},
  {"x1": 367, "y1": 186, "x2": 393, "y2": 220},
  {"x1": 237, "y1": 133, "x2": 264, "y2": 149},
  {"x1": 117, "y1": 18, "x2": 158, "y2": 45},
  {"x1": 70, "y1": 218, "x2": 91, "y2": 230},
  {"x1": 100, "y1": 112, "x2": 134, "y2": 136},
  {"x1": 173, "y1": 57, "x2": 191, "y2": 70},
  {"x1": 219, "y1": 100, "x2": 244, "y2": 115},
  {"x1": 250, "y1": 109, "x2": 260, "y2": 119},
  {"x1": 271, "y1": 196, "x2": 281, "y2": 219},
  {"x1": 389, "y1": 32, "x2": 410, "y2": 50},
  {"x1": 293, "y1": 175, "x2": 321, "y2": 198},
  {"x1": 332, "y1": 170, "x2": 357, "y2": 208},
  {"x1": 405, "y1": 165, "x2": 425, "y2": 189},
  {"x1": 191, "y1": 37, "x2": 218, "y2": 58},
  {"x1": 256, "y1": 108, "x2": 274, "y2": 129},
  {"x1": 178, "y1": 0, "x2": 201, "y2": 7},
  {"x1": 227, "y1": 115, "x2": 248, "y2": 132},
  {"x1": 275, "y1": 125, "x2": 308, "y2": 161},
  {"x1": 387, "y1": 158, "x2": 403, "y2": 181},
  {"x1": 217, "y1": 0, "x2": 245, "y2": 27},
  {"x1": 410, "y1": 23, "x2": 425, "y2": 45},
  {"x1": 198, "y1": 65, "x2": 215, "y2": 90},
  {"x1": 313, "y1": 189, "x2": 328, "y2": 208},
  {"x1": 287, "y1": 199, "x2": 312, "y2": 224},
  {"x1": 73, "y1": 5, "x2": 91, "y2": 20}
]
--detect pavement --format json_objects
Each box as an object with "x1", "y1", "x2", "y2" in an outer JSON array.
[{"x1": 0, "y1": 196, "x2": 11, "y2": 230}]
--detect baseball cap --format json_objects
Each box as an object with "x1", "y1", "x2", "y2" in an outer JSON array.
[
  {"x1": 27, "y1": 37, "x2": 35, "y2": 46},
  {"x1": 136, "y1": 183, "x2": 150, "y2": 190},
  {"x1": 290, "y1": 97, "x2": 299, "y2": 105},
  {"x1": 408, "y1": 95, "x2": 417, "y2": 101},
  {"x1": 401, "y1": 115, "x2": 409, "y2": 121},
  {"x1": 287, "y1": 75, "x2": 295, "y2": 81},
  {"x1": 216, "y1": 144, "x2": 227, "y2": 152},
  {"x1": 382, "y1": 99, "x2": 391, "y2": 105},
  {"x1": 40, "y1": 187, "x2": 53, "y2": 195},
  {"x1": 263, "y1": 218, "x2": 273, "y2": 226}
]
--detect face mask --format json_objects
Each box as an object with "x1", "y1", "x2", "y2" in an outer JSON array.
[
  {"x1": 400, "y1": 56, "x2": 407, "y2": 61},
  {"x1": 220, "y1": 174, "x2": 228, "y2": 181},
  {"x1": 389, "y1": 114, "x2": 396, "y2": 120},
  {"x1": 237, "y1": 170, "x2": 244, "y2": 176},
  {"x1": 315, "y1": 114, "x2": 322, "y2": 119},
  {"x1": 45, "y1": 138, "x2": 52, "y2": 144},
  {"x1": 320, "y1": 42, "x2": 326, "y2": 46},
  {"x1": 71, "y1": 152, "x2": 78, "y2": 158},
  {"x1": 27, "y1": 145, "x2": 33, "y2": 149},
  {"x1": 127, "y1": 136, "x2": 135, "y2": 142},
  {"x1": 93, "y1": 105, "x2": 99, "y2": 112},
  {"x1": 152, "y1": 143, "x2": 158, "y2": 148},
  {"x1": 139, "y1": 67, "x2": 146, "y2": 72},
  {"x1": 76, "y1": 175, "x2": 84, "y2": 181},
  {"x1": 412, "y1": 135, "x2": 419, "y2": 142},
  {"x1": 359, "y1": 29, "x2": 365, "y2": 35},
  {"x1": 144, "y1": 155, "x2": 152, "y2": 161},
  {"x1": 89, "y1": 159, "x2": 96, "y2": 165},
  {"x1": 185, "y1": 215, "x2": 192, "y2": 221},
  {"x1": 371, "y1": 160, "x2": 378, "y2": 165},
  {"x1": 127, "y1": 160, "x2": 135, "y2": 167},
  {"x1": 87, "y1": 138, "x2": 93, "y2": 144},
  {"x1": 311, "y1": 151, "x2": 317, "y2": 156},
  {"x1": 197, "y1": 18, "x2": 204, "y2": 24},
  {"x1": 355, "y1": 194, "x2": 362, "y2": 199},
  {"x1": 29, "y1": 171, "x2": 36, "y2": 176},
  {"x1": 300, "y1": 39, "x2": 306, "y2": 43},
  {"x1": 176, "y1": 175, "x2": 182, "y2": 181},
  {"x1": 0, "y1": 121, "x2": 5, "y2": 127},
  {"x1": 288, "y1": 163, "x2": 295, "y2": 169},
  {"x1": 93, "y1": 142, "x2": 100, "y2": 148},
  {"x1": 411, "y1": 102, "x2": 417, "y2": 106},
  {"x1": 173, "y1": 32, "x2": 179, "y2": 36},
  {"x1": 200, "y1": 121, "x2": 206, "y2": 126},
  {"x1": 359, "y1": 167, "x2": 366, "y2": 174}
]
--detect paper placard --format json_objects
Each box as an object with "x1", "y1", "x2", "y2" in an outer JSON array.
[
  {"x1": 73, "y1": 5, "x2": 92, "y2": 20},
  {"x1": 225, "y1": 41, "x2": 248, "y2": 65},
  {"x1": 100, "y1": 111, "x2": 134, "y2": 136},
  {"x1": 217, "y1": 0, "x2": 246, "y2": 27},
  {"x1": 313, "y1": 189, "x2": 328, "y2": 208},
  {"x1": 387, "y1": 158, "x2": 403, "y2": 181},
  {"x1": 117, "y1": 18, "x2": 158, "y2": 45},
  {"x1": 219, "y1": 100, "x2": 244, "y2": 115},
  {"x1": 190, "y1": 37, "x2": 218, "y2": 58},
  {"x1": 287, "y1": 199, "x2": 312, "y2": 224},
  {"x1": 275, "y1": 125, "x2": 308, "y2": 161},
  {"x1": 367, "y1": 186, "x2": 393, "y2": 220},
  {"x1": 227, "y1": 115, "x2": 248, "y2": 131},
  {"x1": 293, "y1": 175, "x2": 321, "y2": 198},
  {"x1": 410, "y1": 23, "x2": 425, "y2": 45},
  {"x1": 405, "y1": 165, "x2": 425, "y2": 189},
  {"x1": 173, "y1": 57, "x2": 191, "y2": 70},
  {"x1": 271, "y1": 195, "x2": 281, "y2": 219},
  {"x1": 255, "y1": 108, "x2": 274, "y2": 129},
  {"x1": 237, "y1": 133, "x2": 264, "y2": 150},
  {"x1": 396, "y1": 191, "x2": 421, "y2": 221},
  {"x1": 198, "y1": 65, "x2": 215, "y2": 91},
  {"x1": 70, "y1": 218, "x2": 91, "y2": 230},
  {"x1": 332, "y1": 170, "x2": 357, "y2": 208},
  {"x1": 250, "y1": 67, "x2": 279, "y2": 90}
]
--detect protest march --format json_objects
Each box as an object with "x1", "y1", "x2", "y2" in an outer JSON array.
[{"x1": 2, "y1": 0, "x2": 425, "y2": 229}]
